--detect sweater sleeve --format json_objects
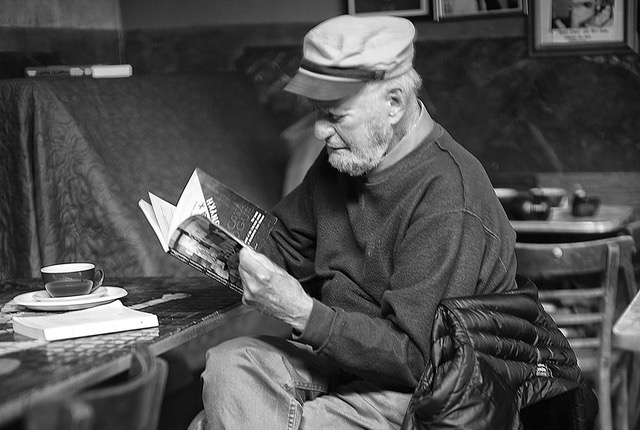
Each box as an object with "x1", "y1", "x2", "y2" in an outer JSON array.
[
  {"x1": 296, "y1": 210, "x2": 491, "y2": 389},
  {"x1": 260, "y1": 171, "x2": 319, "y2": 285}
]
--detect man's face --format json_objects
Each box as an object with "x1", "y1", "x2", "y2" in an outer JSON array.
[
  {"x1": 571, "y1": 1, "x2": 596, "y2": 27},
  {"x1": 312, "y1": 88, "x2": 394, "y2": 177}
]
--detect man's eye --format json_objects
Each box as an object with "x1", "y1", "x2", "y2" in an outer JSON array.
[{"x1": 312, "y1": 106, "x2": 344, "y2": 123}]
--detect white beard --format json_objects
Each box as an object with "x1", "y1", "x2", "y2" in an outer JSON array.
[{"x1": 328, "y1": 119, "x2": 393, "y2": 177}]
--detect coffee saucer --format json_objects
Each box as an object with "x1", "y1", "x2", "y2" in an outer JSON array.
[
  {"x1": 33, "y1": 286, "x2": 108, "y2": 302},
  {"x1": 13, "y1": 287, "x2": 128, "y2": 311}
]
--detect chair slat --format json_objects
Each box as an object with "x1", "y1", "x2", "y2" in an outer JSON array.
[
  {"x1": 569, "y1": 338, "x2": 601, "y2": 350},
  {"x1": 539, "y1": 288, "x2": 604, "y2": 301},
  {"x1": 551, "y1": 313, "x2": 602, "y2": 326}
]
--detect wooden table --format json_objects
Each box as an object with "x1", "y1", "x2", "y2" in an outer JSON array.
[
  {"x1": 613, "y1": 289, "x2": 640, "y2": 352},
  {"x1": 511, "y1": 204, "x2": 635, "y2": 242},
  {"x1": 613, "y1": 288, "x2": 640, "y2": 430},
  {"x1": 0, "y1": 277, "x2": 247, "y2": 428}
]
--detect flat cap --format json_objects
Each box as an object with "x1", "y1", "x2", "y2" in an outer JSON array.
[{"x1": 284, "y1": 15, "x2": 416, "y2": 101}]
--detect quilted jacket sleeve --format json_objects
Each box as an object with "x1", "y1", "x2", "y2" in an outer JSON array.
[{"x1": 401, "y1": 277, "x2": 598, "y2": 430}]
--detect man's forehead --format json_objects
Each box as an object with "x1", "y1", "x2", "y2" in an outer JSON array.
[
  {"x1": 311, "y1": 97, "x2": 350, "y2": 112},
  {"x1": 311, "y1": 99, "x2": 341, "y2": 109},
  {"x1": 310, "y1": 88, "x2": 370, "y2": 111}
]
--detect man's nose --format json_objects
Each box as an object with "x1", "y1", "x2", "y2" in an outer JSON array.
[{"x1": 314, "y1": 119, "x2": 334, "y2": 141}]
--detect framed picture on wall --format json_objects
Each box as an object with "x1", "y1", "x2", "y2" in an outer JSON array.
[
  {"x1": 348, "y1": 0, "x2": 429, "y2": 17},
  {"x1": 528, "y1": 0, "x2": 638, "y2": 56},
  {"x1": 433, "y1": 0, "x2": 527, "y2": 21}
]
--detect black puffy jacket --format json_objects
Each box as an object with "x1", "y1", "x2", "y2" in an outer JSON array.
[{"x1": 402, "y1": 277, "x2": 598, "y2": 430}]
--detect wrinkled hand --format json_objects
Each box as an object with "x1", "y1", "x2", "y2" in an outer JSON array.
[{"x1": 239, "y1": 247, "x2": 313, "y2": 332}]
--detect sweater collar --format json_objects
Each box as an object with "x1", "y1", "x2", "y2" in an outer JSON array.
[{"x1": 373, "y1": 99, "x2": 434, "y2": 173}]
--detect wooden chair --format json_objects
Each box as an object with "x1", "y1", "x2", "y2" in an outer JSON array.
[
  {"x1": 24, "y1": 346, "x2": 168, "y2": 430},
  {"x1": 515, "y1": 235, "x2": 637, "y2": 430}
]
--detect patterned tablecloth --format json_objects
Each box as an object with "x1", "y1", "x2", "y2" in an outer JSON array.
[{"x1": 0, "y1": 276, "x2": 245, "y2": 427}]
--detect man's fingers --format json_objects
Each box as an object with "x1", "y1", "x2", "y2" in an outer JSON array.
[
  {"x1": 240, "y1": 247, "x2": 283, "y2": 274},
  {"x1": 239, "y1": 247, "x2": 266, "y2": 273}
]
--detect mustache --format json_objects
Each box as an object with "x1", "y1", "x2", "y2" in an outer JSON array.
[{"x1": 325, "y1": 137, "x2": 346, "y2": 147}]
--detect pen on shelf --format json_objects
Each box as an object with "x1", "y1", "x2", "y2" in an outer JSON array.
[{"x1": 25, "y1": 64, "x2": 133, "y2": 79}]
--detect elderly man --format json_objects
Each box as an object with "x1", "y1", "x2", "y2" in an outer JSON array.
[{"x1": 202, "y1": 14, "x2": 516, "y2": 429}]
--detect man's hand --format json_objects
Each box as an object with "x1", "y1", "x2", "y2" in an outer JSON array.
[{"x1": 238, "y1": 247, "x2": 313, "y2": 333}]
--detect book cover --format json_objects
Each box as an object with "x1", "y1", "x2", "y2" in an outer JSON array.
[
  {"x1": 12, "y1": 300, "x2": 158, "y2": 341},
  {"x1": 138, "y1": 168, "x2": 278, "y2": 294}
]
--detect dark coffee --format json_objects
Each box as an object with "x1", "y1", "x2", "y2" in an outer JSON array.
[{"x1": 44, "y1": 279, "x2": 93, "y2": 297}]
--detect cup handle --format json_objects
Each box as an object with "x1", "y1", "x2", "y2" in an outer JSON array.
[{"x1": 92, "y1": 268, "x2": 105, "y2": 290}]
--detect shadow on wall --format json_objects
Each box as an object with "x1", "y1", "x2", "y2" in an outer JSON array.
[
  {"x1": 412, "y1": 38, "x2": 640, "y2": 175},
  {"x1": 235, "y1": 38, "x2": 640, "y2": 175}
]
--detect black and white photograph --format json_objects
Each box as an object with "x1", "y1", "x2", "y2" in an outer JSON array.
[
  {"x1": 348, "y1": 0, "x2": 429, "y2": 17},
  {"x1": 433, "y1": 0, "x2": 527, "y2": 20},
  {"x1": 1, "y1": 1, "x2": 640, "y2": 430},
  {"x1": 529, "y1": 0, "x2": 637, "y2": 55}
]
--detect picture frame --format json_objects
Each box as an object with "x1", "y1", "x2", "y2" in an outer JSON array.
[
  {"x1": 433, "y1": 0, "x2": 527, "y2": 21},
  {"x1": 528, "y1": 0, "x2": 638, "y2": 56},
  {"x1": 347, "y1": 0, "x2": 429, "y2": 17}
]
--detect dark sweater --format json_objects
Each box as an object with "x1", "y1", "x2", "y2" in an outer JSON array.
[{"x1": 263, "y1": 123, "x2": 517, "y2": 390}]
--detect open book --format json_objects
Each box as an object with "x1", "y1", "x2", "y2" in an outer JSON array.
[{"x1": 138, "y1": 168, "x2": 278, "y2": 294}]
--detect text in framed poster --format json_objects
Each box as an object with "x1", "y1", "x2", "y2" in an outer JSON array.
[{"x1": 528, "y1": 0, "x2": 638, "y2": 56}]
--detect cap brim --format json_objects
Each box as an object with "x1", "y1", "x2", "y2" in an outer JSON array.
[{"x1": 284, "y1": 68, "x2": 366, "y2": 101}]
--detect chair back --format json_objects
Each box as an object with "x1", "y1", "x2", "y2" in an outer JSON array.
[
  {"x1": 25, "y1": 346, "x2": 168, "y2": 430},
  {"x1": 515, "y1": 236, "x2": 637, "y2": 340},
  {"x1": 515, "y1": 235, "x2": 637, "y2": 430}
]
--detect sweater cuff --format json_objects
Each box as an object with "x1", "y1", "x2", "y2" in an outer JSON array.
[{"x1": 293, "y1": 298, "x2": 336, "y2": 351}]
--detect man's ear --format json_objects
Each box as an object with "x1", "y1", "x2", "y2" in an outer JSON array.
[{"x1": 387, "y1": 87, "x2": 405, "y2": 125}]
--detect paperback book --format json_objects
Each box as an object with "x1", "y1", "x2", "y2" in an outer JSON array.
[
  {"x1": 138, "y1": 168, "x2": 278, "y2": 294},
  {"x1": 12, "y1": 300, "x2": 158, "y2": 341}
]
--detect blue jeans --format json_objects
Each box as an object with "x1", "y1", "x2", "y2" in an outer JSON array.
[{"x1": 201, "y1": 335, "x2": 412, "y2": 430}]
